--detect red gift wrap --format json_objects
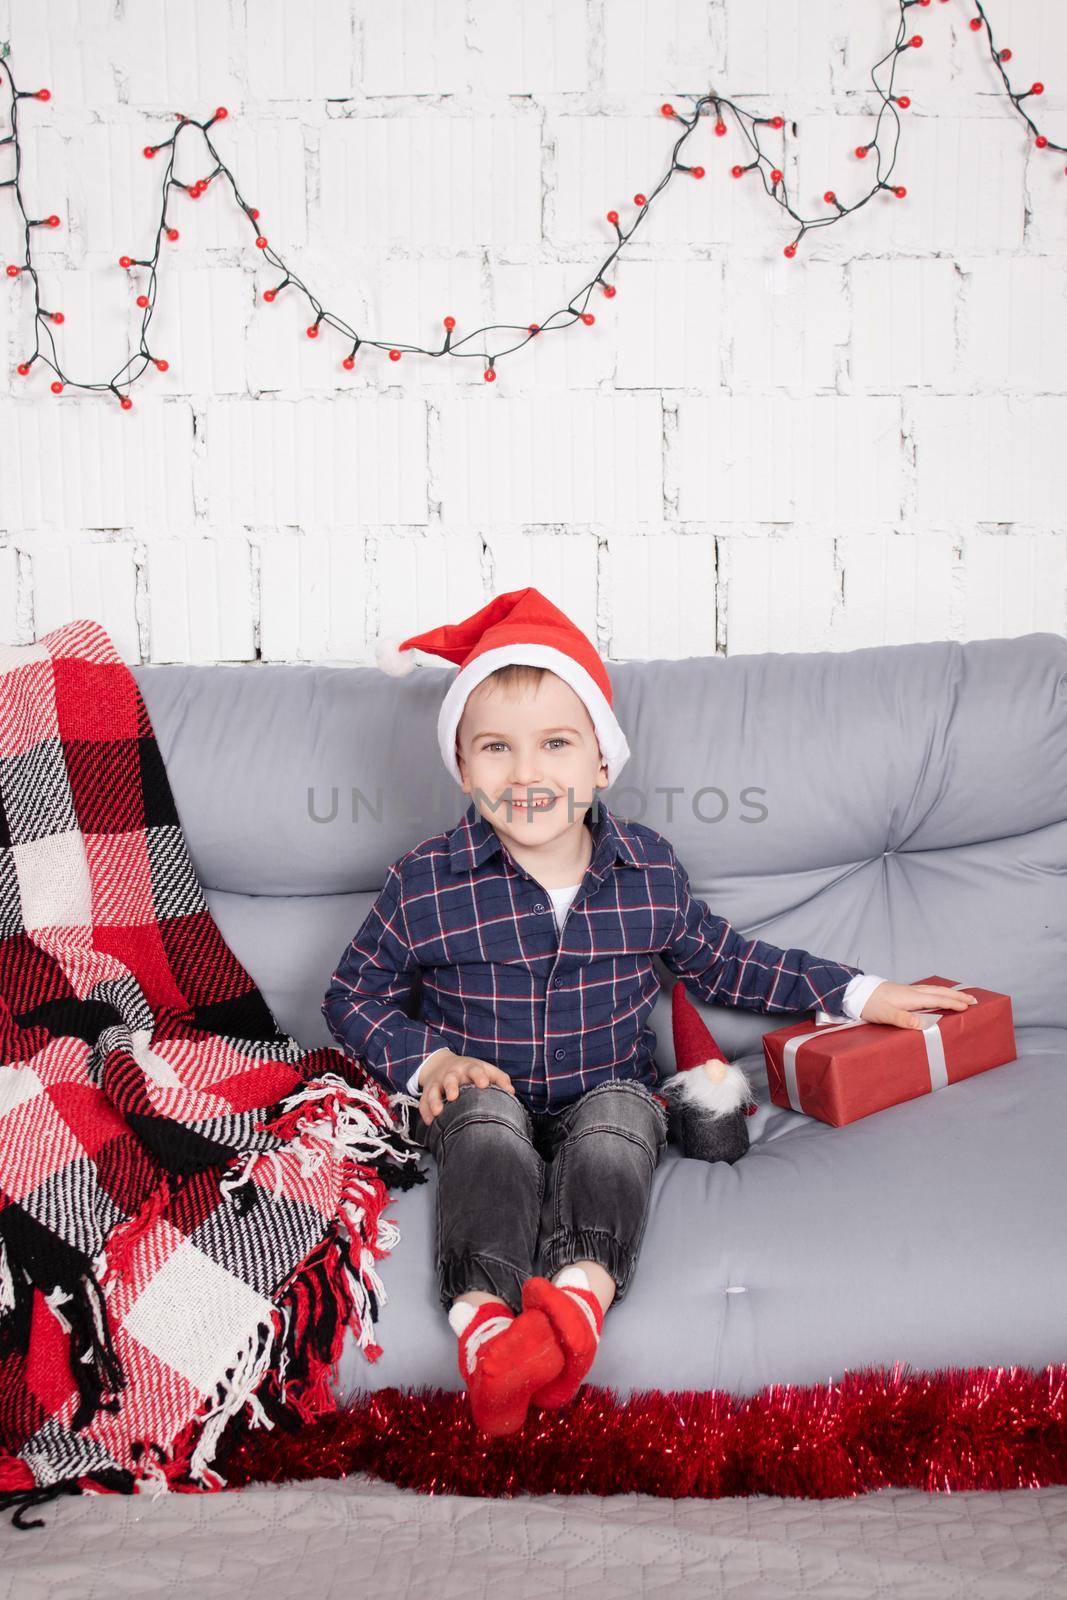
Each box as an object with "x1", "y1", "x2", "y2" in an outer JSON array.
[{"x1": 762, "y1": 974, "x2": 1016, "y2": 1127}]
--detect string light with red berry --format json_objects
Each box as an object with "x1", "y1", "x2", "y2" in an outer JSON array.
[{"x1": 0, "y1": 4, "x2": 1061, "y2": 406}]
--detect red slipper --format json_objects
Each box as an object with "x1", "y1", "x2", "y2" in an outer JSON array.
[
  {"x1": 461, "y1": 1302, "x2": 566, "y2": 1437},
  {"x1": 522, "y1": 1274, "x2": 605, "y2": 1408}
]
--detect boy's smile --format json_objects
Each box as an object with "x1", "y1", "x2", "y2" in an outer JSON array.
[{"x1": 509, "y1": 794, "x2": 559, "y2": 813}]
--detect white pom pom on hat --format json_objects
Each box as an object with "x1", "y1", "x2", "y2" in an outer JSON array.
[
  {"x1": 374, "y1": 634, "x2": 417, "y2": 677},
  {"x1": 371, "y1": 586, "x2": 631, "y2": 788}
]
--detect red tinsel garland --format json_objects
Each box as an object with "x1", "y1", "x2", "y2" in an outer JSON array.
[{"x1": 221, "y1": 1364, "x2": 1067, "y2": 1500}]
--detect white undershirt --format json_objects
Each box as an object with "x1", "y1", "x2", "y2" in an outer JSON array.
[{"x1": 544, "y1": 881, "x2": 583, "y2": 931}]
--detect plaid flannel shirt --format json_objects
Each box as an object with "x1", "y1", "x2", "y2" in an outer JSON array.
[{"x1": 322, "y1": 799, "x2": 874, "y2": 1113}]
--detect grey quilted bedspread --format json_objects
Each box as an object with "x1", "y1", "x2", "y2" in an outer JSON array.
[{"x1": 2, "y1": 1478, "x2": 1065, "y2": 1599}]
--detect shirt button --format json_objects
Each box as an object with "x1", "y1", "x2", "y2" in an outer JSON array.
[
  {"x1": 553, "y1": 977, "x2": 563, "y2": 988},
  {"x1": 554, "y1": 1048, "x2": 566, "y2": 1060},
  {"x1": 533, "y1": 902, "x2": 546, "y2": 913}
]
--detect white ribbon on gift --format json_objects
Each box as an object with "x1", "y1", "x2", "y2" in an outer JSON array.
[{"x1": 781, "y1": 980, "x2": 973, "y2": 1114}]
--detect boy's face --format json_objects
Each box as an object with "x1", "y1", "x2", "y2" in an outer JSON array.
[{"x1": 455, "y1": 672, "x2": 610, "y2": 847}]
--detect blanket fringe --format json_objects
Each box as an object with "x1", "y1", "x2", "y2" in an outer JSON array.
[
  {"x1": 58, "y1": 1267, "x2": 126, "y2": 1432},
  {"x1": 187, "y1": 1313, "x2": 280, "y2": 1487},
  {"x1": 149, "y1": 1219, "x2": 367, "y2": 1493},
  {"x1": 0, "y1": 1479, "x2": 83, "y2": 1531},
  {"x1": 130, "y1": 1084, "x2": 403, "y2": 1494},
  {"x1": 0, "y1": 1231, "x2": 126, "y2": 1437},
  {"x1": 260, "y1": 1073, "x2": 422, "y2": 1170},
  {"x1": 100, "y1": 1175, "x2": 174, "y2": 1294},
  {"x1": 214, "y1": 1072, "x2": 404, "y2": 1361},
  {"x1": 216, "y1": 1073, "x2": 422, "y2": 1218},
  {"x1": 0, "y1": 1460, "x2": 133, "y2": 1532}
]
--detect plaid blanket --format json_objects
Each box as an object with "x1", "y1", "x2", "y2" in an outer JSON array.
[{"x1": 0, "y1": 619, "x2": 425, "y2": 1524}]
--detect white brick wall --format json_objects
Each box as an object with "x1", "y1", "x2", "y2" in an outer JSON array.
[{"x1": 0, "y1": 0, "x2": 1063, "y2": 664}]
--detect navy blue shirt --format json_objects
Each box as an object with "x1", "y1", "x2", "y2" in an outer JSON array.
[{"x1": 322, "y1": 799, "x2": 865, "y2": 1112}]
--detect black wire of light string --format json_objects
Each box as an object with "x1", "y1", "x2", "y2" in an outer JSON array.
[
  {"x1": 0, "y1": 76, "x2": 877, "y2": 389},
  {"x1": 971, "y1": 0, "x2": 1062, "y2": 152},
  {"x1": 0, "y1": 0, "x2": 1061, "y2": 403}
]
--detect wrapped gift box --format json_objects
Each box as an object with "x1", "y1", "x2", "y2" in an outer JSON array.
[{"x1": 762, "y1": 974, "x2": 1016, "y2": 1127}]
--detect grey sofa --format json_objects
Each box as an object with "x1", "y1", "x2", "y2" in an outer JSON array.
[{"x1": 130, "y1": 630, "x2": 1067, "y2": 1404}]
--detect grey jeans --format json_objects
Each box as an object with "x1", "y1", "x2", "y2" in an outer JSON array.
[{"x1": 412, "y1": 1078, "x2": 669, "y2": 1315}]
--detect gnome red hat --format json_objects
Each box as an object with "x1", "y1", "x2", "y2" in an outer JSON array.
[
  {"x1": 374, "y1": 586, "x2": 631, "y2": 788},
  {"x1": 661, "y1": 980, "x2": 756, "y2": 1117}
]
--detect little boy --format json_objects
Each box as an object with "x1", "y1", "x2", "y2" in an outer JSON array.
[{"x1": 322, "y1": 588, "x2": 977, "y2": 1438}]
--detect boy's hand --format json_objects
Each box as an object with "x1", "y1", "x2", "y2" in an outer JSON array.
[
  {"x1": 418, "y1": 1049, "x2": 515, "y2": 1126},
  {"x1": 860, "y1": 982, "x2": 979, "y2": 1030}
]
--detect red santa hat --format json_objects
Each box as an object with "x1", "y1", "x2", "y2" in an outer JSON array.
[
  {"x1": 662, "y1": 980, "x2": 758, "y2": 1117},
  {"x1": 374, "y1": 586, "x2": 631, "y2": 787}
]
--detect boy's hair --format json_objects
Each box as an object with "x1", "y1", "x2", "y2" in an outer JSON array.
[
  {"x1": 481, "y1": 664, "x2": 549, "y2": 697},
  {"x1": 455, "y1": 664, "x2": 550, "y2": 756}
]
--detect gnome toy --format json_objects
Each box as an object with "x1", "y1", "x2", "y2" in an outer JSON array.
[{"x1": 659, "y1": 981, "x2": 756, "y2": 1164}]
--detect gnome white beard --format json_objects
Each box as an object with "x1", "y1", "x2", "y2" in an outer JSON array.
[{"x1": 661, "y1": 1057, "x2": 753, "y2": 1117}]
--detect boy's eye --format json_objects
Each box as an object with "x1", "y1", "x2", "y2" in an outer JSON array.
[{"x1": 482, "y1": 738, "x2": 570, "y2": 753}]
